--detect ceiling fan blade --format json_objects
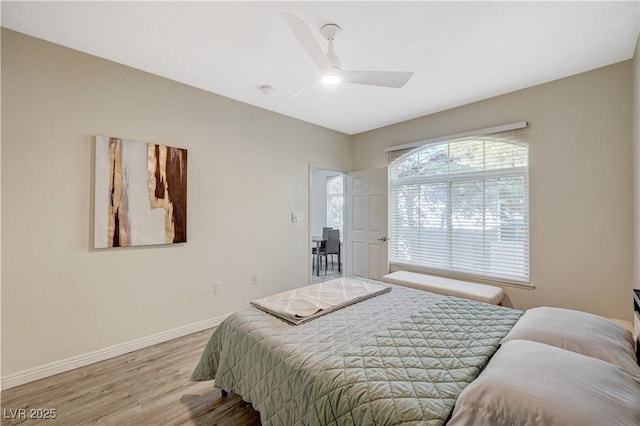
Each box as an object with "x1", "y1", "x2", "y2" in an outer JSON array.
[
  {"x1": 282, "y1": 12, "x2": 332, "y2": 73},
  {"x1": 342, "y1": 71, "x2": 414, "y2": 88},
  {"x1": 284, "y1": 79, "x2": 317, "y2": 99}
]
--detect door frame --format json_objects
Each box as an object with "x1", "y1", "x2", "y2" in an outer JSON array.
[{"x1": 308, "y1": 163, "x2": 348, "y2": 284}]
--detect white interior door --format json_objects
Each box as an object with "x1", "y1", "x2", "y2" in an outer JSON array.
[{"x1": 345, "y1": 167, "x2": 388, "y2": 280}]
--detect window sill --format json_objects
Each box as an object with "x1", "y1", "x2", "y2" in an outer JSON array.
[{"x1": 388, "y1": 263, "x2": 535, "y2": 290}]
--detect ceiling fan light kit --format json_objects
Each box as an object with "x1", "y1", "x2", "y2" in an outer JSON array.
[
  {"x1": 321, "y1": 73, "x2": 342, "y2": 86},
  {"x1": 282, "y1": 12, "x2": 414, "y2": 93}
]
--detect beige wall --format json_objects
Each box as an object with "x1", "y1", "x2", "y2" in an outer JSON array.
[
  {"x1": 1, "y1": 29, "x2": 351, "y2": 375},
  {"x1": 0, "y1": 13, "x2": 3, "y2": 388},
  {"x1": 353, "y1": 61, "x2": 634, "y2": 320},
  {"x1": 634, "y1": 33, "x2": 640, "y2": 292}
]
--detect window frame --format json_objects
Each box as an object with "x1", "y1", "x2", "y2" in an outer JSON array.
[{"x1": 388, "y1": 137, "x2": 530, "y2": 286}]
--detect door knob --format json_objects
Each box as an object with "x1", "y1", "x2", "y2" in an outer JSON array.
[{"x1": 377, "y1": 237, "x2": 388, "y2": 242}]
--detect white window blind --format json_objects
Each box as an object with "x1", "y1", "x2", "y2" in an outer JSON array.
[{"x1": 388, "y1": 128, "x2": 529, "y2": 285}]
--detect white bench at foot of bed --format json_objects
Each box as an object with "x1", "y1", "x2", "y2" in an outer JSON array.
[{"x1": 381, "y1": 271, "x2": 504, "y2": 305}]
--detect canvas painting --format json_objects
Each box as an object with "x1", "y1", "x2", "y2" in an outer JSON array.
[{"x1": 94, "y1": 136, "x2": 187, "y2": 248}]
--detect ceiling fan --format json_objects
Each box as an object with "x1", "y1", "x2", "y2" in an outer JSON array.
[{"x1": 282, "y1": 13, "x2": 414, "y2": 92}]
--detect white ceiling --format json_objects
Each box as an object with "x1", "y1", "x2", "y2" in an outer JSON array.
[{"x1": 2, "y1": 1, "x2": 639, "y2": 135}]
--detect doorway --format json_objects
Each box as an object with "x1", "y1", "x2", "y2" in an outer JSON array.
[{"x1": 310, "y1": 165, "x2": 346, "y2": 284}]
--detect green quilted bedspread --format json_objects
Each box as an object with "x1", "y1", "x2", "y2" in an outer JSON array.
[{"x1": 192, "y1": 285, "x2": 522, "y2": 425}]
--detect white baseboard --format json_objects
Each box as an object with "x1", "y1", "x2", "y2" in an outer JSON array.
[{"x1": 1, "y1": 314, "x2": 228, "y2": 390}]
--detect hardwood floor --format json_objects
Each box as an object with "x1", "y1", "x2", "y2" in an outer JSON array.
[{"x1": 1, "y1": 329, "x2": 261, "y2": 425}]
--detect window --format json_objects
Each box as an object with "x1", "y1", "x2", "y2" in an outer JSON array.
[
  {"x1": 326, "y1": 175, "x2": 344, "y2": 238},
  {"x1": 389, "y1": 135, "x2": 529, "y2": 284}
]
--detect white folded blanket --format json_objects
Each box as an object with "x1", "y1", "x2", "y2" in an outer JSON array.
[{"x1": 250, "y1": 277, "x2": 391, "y2": 325}]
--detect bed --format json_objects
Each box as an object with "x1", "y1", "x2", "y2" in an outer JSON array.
[{"x1": 191, "y1": 278, "x2": 640, "y2": 425}]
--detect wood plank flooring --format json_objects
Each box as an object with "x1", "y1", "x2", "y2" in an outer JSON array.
[{"x1": 1, "y1": 329, "x2": 261, "y2": 425}]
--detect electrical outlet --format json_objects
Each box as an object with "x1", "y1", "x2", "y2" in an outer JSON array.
[
  {"x1": 251, "y1": 275, "x2": 258, "y2": 286},
  {"x1": 214, "y1": 281, "x2": 223, "y2": 295}
]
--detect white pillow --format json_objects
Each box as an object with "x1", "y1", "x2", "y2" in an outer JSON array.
[
  {"x1": 500, "y1": 306, "x2": 638, "y2": 372},
  {"x1": 449, "y1": 340, "x2": 640, "y2": 426}
]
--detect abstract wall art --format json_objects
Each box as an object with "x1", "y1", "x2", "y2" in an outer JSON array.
[{"x1": 94, "y1": 136, "x2": 187, "y2": 248}]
